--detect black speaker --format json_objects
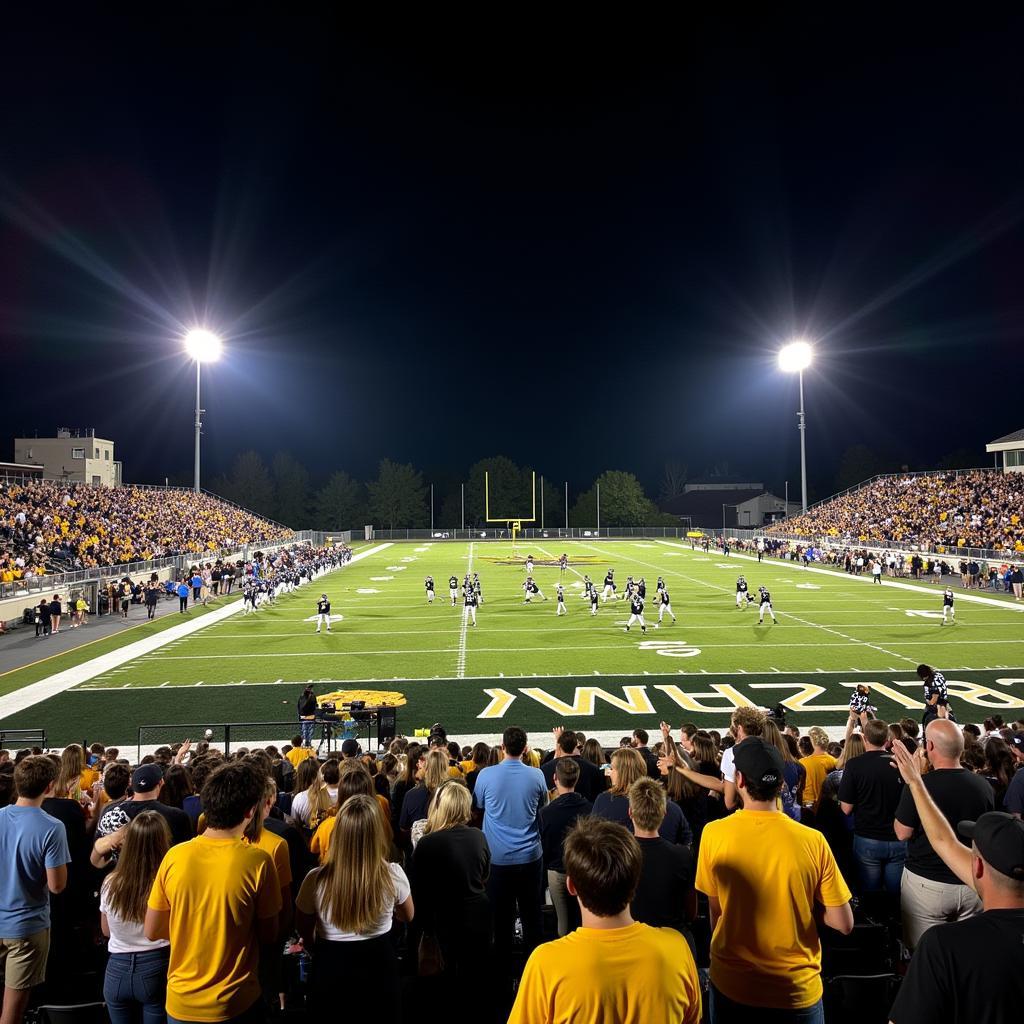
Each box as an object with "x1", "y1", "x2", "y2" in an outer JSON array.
[{"x1": 377, "y1": 708, "x2": 397, "y2": 747}]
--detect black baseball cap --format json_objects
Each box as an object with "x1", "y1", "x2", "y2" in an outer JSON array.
[
  {"x1": 131, "y1": 764, "x2": 164, "y2": 793},
  {"x1": 733, "y1": 737, "x2": 785, "y2": 789},
  {"x1": 958, "y1": 812, "x2": 1024, "y2": 880},
  {"x1": 1007, "y1": 732, "x2": 1024, "y2": 753}
]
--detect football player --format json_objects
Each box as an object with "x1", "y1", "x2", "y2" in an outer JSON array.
[
  {"x1": 581, "y1": 574, "x2": 593, "y2": 600},
  {"x1": 559, "y1": 553, "x2": 568, "y2": 577},
  {"x1": 602, "y1": 570, "x2": 616, "y2": 603},
  {"x1": 425, "y1": 576, "x2": 435, "y2": 604},
  {"x1": 449, "y1": 574, "x2": 459, "y2": 607},
  {"x1": 523, "y1": 577, "x2": 546, "y2": 603},
  {"x1": 757, "y1": 584, "x2": 776, "y2": 624},
  {"x1": 555, "y1": 582, "x2": 567, "y2": 616},
  {"x1": 315, "y1": 593, "x2": 331, "y2": 634},
  {"x1": 657, "y1": 584, "x2": 676, "y2": 626},
  {"x1": 941, "y1": 586, "x2": 955, "y2": 625},
  {"x1": 473, "y1": 572, "x2": 483, "y2": 605},
  {"x1": 525, "y1": 555, "x2": 535, "y2": 575},
  {"x1": 464, "y1": 581, "x2": 479, "y2": 626},
  {"x1": 589, "y1": 584, "x2": 599, "y2": 616},
  {"x1": 625, "y1": 590, "x2": 647, "y2": 633},
  {"x1": 918, "y1": 664, "x2": 951, "y2": 722},
  {"x1": 847, "y1": 684, "x2": 876, "y2": 728},
  {"x1": 736, "y1": 575, "x2": 751, "y2": 609}
]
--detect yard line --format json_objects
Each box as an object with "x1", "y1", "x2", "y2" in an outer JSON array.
[{"x1": 456, "y1": 542, "x2": 474, "y2": 678}]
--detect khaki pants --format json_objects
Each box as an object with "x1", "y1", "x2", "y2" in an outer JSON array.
[
  {"x1": 546, "y1": 870, "x2": 579, "y2": 937},
  {"x1": 901, "y1": 868, "x2": 982, "y2": 949}
]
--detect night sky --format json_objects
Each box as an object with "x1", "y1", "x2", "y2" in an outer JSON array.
[{"x1": 1, "y1": 11, "x2": 1022, "y2": 500}]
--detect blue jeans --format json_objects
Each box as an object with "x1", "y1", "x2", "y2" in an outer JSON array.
[
  {"x1": 103, "y1": 948, "x2": 170, "y2": 1024},
  {"x1": 300, "y1": 719, "x2": 314, "y2": 745},
  {"x1": 853, "y1": 835, "x2": 907, "y2": 893},
  {"x1": 710, "y1": 984, "x2": 824, "y2": 1023}
]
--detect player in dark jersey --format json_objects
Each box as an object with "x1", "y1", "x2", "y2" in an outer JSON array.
[
  {"x1": 581, "y1": 574, "x2": 593, "y2": 599},
  {"x1": 941, "y1": 587, "x2": 955, "y2": 625},
  {"x1": 315, "y1": 594, "x2": 331, "y2": 634},
  {"x1": 602, "y1": 570, "x2": 616, "y2": 603},
  {"x1": 523, "y1": 577, "x2": 546, "y2": 603},
  {"x1": 425, "y1": 576, "x2": 435, "y2": 604},
  {"x1": 464, "y1": 583, "x2": 478, "y2": 626},
  {"x1": 736, "y1": 576, "x2": 751, "y2": 609},
  {"x1": 757, "y1": 585, "x2": 776, "y2": 624},
  {"x1": 656, "y1": 585, "x2": 676, "y2": 626},
  {"x1": 559, "y1": 553, "x2": 568, "y2": 577},
  {"x1": 555, "y1": 582, "x2": 567, "y2": 616},
  {"x1": 473, "y1": 572, "x2": 483, "y2": 604},
  {"x1": 918, "y1": 664, "x2": 952, "y2": 724},
  {"x1": 847, "y1": 684, "x2": 876, "y2": 728},
  {"x1": 637, "y1": 578, "x2": 646, "y2": 600},
  {"x1": 625, "y1": 593, "x2": 646, "y2": 633},
  {"x1": 589, "y1": 585, "x2": 599, "y2": 616},
  {"x1": 449, "y1": 575, "x2": 459, "y2": 607}
]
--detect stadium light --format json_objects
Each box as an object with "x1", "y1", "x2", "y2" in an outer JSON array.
[
  {"x1": 184, "y1": 329, "x2": 223, "y2": 493},
  {"x1": 778, "y1": 339, "x2": 813, "y2": 513}
]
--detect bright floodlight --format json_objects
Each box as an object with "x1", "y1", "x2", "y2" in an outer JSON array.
[
  {"x1": 184, "y1": 328, "x2": 223, "y2": 363},
  {"x1": 778, "y1": 339, "x2": 813, "y2": 373}
]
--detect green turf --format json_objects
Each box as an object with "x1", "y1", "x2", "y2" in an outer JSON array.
[{"x1": 3, "y1": 539, "x2": 1024, "y2": 744}]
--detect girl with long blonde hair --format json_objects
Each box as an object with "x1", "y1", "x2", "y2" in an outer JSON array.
[
  {"x1": 295, "y1": 795, "x2": 413, "y2": 1013},
  {"x1": 55, "y1": 744, "x2": 85, "y2": 802},
  {"x1": 99, "y1": 811, "x2": 172, "y2": 1024}
]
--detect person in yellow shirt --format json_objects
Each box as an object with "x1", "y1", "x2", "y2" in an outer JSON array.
[
  {"x1": 508, "y1": 816, "x2": 701, "y2": 1024},
  {"x1": 799, "y1": 726, "x2": 838, "y2": 810},
  {"x1": 145, "y1": 762, "x2": 281, "y2": 1024},
  {"x1": 285, "y1": 736, "x2": 316, "y2": 770},
  {"x1": 310, "y1": 762, "x2": 392, "y2": 864},
  {"x1": 696, "y1": 738, "x2": 853, "y2": 1018}
]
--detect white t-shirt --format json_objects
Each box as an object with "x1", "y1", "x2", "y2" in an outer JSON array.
[
  {"x1": 291, "y1": 787, "x2": 338, "y2": 826},
  {"x1": 100, "y1": 876, "x2": 170, "y2": 954},
  {"x1": 720, "y1": 745, "x2": 736, "y2": 784},
  {"x1": 296, "y1": 862, "x2": 410, "y2": 942}
]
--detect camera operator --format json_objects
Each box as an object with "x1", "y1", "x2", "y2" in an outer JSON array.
[{"x1": 297, "y1": 686, "x2": 317, "y2": 748}]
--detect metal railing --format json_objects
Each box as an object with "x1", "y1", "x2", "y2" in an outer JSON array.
[{"x1": 363, "y1": 526, "x2": 695, "y2": 541}]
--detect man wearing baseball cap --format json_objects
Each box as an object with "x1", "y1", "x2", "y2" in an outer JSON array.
[
  {"x1": 695, "y1": 737, "x2": 853, "y2": 1020},
  {"x1": 1004, "y1": 731, "x2": 1024, "y2": 818},
  {"x1": 92, "y1": 763, "x2": 193, "y2": 866},
  {"x1": 889, "y1": 741, "x2": 1024, "y2": 1023}
]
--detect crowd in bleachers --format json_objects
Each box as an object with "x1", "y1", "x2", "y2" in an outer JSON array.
[
  {"x1": 0, "y1": 481, "x2": 292, "y2": 582},
  {"x1": 1, "y1": 702, "x2": 1022, "y2": 1023},
  {"x1": 768, "y1": 470, "x2": 1024, "y2": 554}
]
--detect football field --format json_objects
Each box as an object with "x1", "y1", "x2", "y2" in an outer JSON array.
[{"x1": 2, "y1": 539, "x2": 1024, "y2": 746}]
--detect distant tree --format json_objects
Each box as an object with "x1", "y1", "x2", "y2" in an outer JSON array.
[
  {"x1": 568, "y1": 487, "x2": 597, "y2": 527},
  {"x1": 592, "y1": 470, "x2": 660, "y2": 526},
  {"x1": 367, "y1": 459, "x2": 428, "y2": 529},
  {"x1": 315, "y1": 471, "x2": 363, "y2": 529},
  {"x1": 539, "y1": 475, "x2": 564, "y2": 528},
  {"x1": 438, "y1": 490, "x2": 464, "y2": 529},
  {"x1": 659, "y1": 460, "x2": 688, "y2": 502},
  {"x1": 212, "y1": 451, "x2": 275, "y2": 518},
  {"x1": 833, "y1": 444, "x2": 887, "y2": 492},
  {"x1": 271, "y1": 452, "x2": 310, "y2": 528}
]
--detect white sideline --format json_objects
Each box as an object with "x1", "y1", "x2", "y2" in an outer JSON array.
[
  {"x1": 656, "y1": 541, "x2": 1024, "y2": 613},
  {"x1": 0, "y1": 543, "x2": 393, "y2": 721}
]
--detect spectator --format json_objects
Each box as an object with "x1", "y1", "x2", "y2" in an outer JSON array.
[
  {"x1": 93, "y1": 764, "x2": 192, "y2": 864},
  {"x1": 462, "y1": 741, "x2": 490, "y2": 794},
  {"x1": 0, "y1": 757, "x2": 70, "y2": 1024},
  {"x1": 630, "y1": 728, "x2": 661, "y2": 778},
  {"x1": 145, "y1": 762, "x2": 281, "y2": 1024},
  {"x1": 398, "y1": 749, "x2": 449, "y2": 846},
  {"x1": 540, "y1": 728, "x2": 604, "y2": 802},
  {"x1": 895, "y1": 718, "x2": 995, "y2": 948},
  {"x1": 294, "y1": 794, "x2": 412, "y2": 1016},
  {"x1": 1006, "y1": 733, "x2": 1024, "y2": 817},
  {"x1": 594, "y1": 746, "x2": 692, "y2": 845},
  {"x1": 99, "y1": 811, "x2": 172, "y2": 1024},
  {"x1": 888, "y1": 740, "x2": 1024, "y2": 1023},
  {"x1": 412, "y1": 780, "x2": 491, "y2": 1003},
  {"x1": 472, "y1": 726, "x2": 548, "y2": 988},
  {"x1": 628, "y1": 778, "x2": 696, "y2": 950},
  {"x1": 539, "y1": 757, "x2": 593, "y2": 936},
  {"x1": 580, "y1": 737, "x2": 608, "y2": 772},
  {"x1": 695, "y1": 737, "x2": 853, "y2": 1020},
  {"x1": 799, "y1": 726, "x2": 837, "y2": 813},
  {"x1": 838, "y1": 718, "x2": 907, "y2": 895},
  {"x1": 508, "y1": 816, "x2": 701, "y2": 1024},
  {"x1": 48, "y1": 594, "x2": 61, "y2": 633},
  {"x1": 311, "y1": 761, "x2": 392, "y2": 862}
]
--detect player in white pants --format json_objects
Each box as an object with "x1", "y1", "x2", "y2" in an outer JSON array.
[
  {"x1": 624, "y1": 594, "x2": 647, "y2": 634},
  {"x1": 942, "y1": 587, "x2": 955, "y2": 624},
  {"x1": 736, "y1": 576, "x2": 750, "y2": 608},
  {"x1": 757, "y1": 586, "x2": 776, "y2": 624},
  {"x1": 465, "y1": 588, "x2": 478, "y2": 626},
  {"x1": 315, "y1": 594, "x2": 332, "y2": 634},
  {"x1": 525, "y1": 556, "x2": 534, "y2": 575},
  {"x1": 657, "y1": 587, "x2": 676, "y2": 625},
  {"x1": 555, "y1": 583, "x2": 567, "y2": 615}
]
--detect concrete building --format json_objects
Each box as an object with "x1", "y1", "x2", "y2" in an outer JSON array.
[
  {"x1": 986, "y1": 428, "x2": 1024, "y2": 474},
  {"x1": 14, "y1": 428, "x2": 122, "y2": 487}
]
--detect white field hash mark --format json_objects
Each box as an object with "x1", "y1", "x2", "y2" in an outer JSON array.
[{"x1": 456, "y1": 542, "x2": 475, "y2": 679}]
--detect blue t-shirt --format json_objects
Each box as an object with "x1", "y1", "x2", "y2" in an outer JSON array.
[
  {"x1": 176, "y1": 583, "x2": 189, "y2": 598},
  {"x1": 0, "y1": 805, "x2": 71, "y2": 938},
  {"x1": 1005, "y1": 769, "x2": 1024, "y2": 817},
  {"x1": 472, "y1": 759, "x2": 548, "y2": 866}
]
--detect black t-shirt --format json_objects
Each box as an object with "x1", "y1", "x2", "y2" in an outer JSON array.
[
  {"x1": 895, "y1": 769, "x2": 994, "y2": 883},
  {"x1": 95, "y1": 798, "x2": 193, "y2": 863},
  {"x1": 399, "y1": 784, "x2": 432, "y2": 831},
  {"x1": 890, "y1": 910, "x2": 1024, "y2": 1024},
  {"x1": 412, "y1": 825, "x2": 491, "y2": 938},
  {"x1": 631, "y1": 836, "x2": 695, "y2": 936},
  {"x1": 539, "y1": 792, "x2": 593, "y2": 871},
  {"x1": 541, "y1": 755, "x2": 605, "y2": 804},
  {"x1": 837, "y1": 749, "x2": 904, "y2": 840}
]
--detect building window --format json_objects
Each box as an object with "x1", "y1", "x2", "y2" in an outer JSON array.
[
  {"x1": 71, "y1": 447, "x2": 85, "y2": 459},
  {"x1": 104, "y1": 449, "x2": 110, "y2": 460},
  {"x1": 1007, "y1": 450, "x2": 1022, "y2": 468}
]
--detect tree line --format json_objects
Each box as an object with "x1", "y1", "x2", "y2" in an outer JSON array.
[{"x1": 208, "y1": 452, "x2": 680, "y2": 531}]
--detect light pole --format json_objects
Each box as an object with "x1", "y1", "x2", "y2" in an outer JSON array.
[
  {"x1": 778, "y1": 339, "x2": 813, "y2": 513},
  {"x1": 184, "y1": 329, "x2": 223, "y2": 493}
]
